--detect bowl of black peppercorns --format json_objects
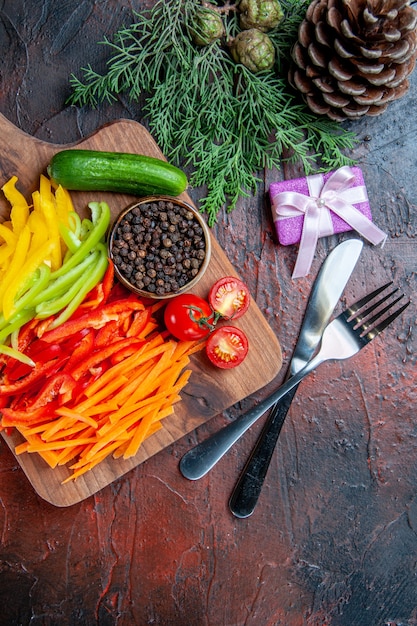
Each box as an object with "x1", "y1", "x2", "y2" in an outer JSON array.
[{"x1": 108, "y1": 196, "x2": 212, "y2": 299}]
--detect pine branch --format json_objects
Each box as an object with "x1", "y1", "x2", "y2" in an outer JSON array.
[{"x1": 67, "y1": 0, "x2": 358, "y2": 224}]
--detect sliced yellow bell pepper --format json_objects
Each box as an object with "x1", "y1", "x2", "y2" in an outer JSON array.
[
  {"x1": 54, "y1": 185, "x2": 74, "y2": 228},
  {"x1": 0, "y1": 174, "x2": 110, "y2": 351},
  {"x1": 0, "y1": 223, "x2": 31, "y2": 311},
  {"x1": 0, "y1": 224, "x2": 16, "y2": 273},
  {"x1": 33, "y1": 188, "x2": 62, "y2": 270},
  {"x1": 0, "y1": 223, "x2": 16, "y2": 247},
  {"x1": 27, "y1": 210, "x2": 49, "y2": 254},
  {"x1": 10, "y1": 204, "x2": 30, "y2": 237},
  {"x1": 2, "y1": 239, "x2": 56, "y2": 321},
  {"x1": 0, "y1": 246, "x2": 14, "y2": 268},
  {"x1": 1, "y1": 176, "x2": 29, "y2": 209},
  {"x1": 0, "y1": 174, "x2": 76, "y2": 318}
]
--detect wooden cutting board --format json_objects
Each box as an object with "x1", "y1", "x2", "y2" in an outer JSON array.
[{"x1": 0, "y1": 113, "x2": 282, "y2": 506}]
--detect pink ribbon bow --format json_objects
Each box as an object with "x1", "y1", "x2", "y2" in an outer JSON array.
[{"x1": 272, "y1": 166, "x2": 387, "y2": 279}]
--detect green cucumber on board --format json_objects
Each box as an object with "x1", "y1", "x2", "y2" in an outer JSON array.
[{"x1": 47, "y1": 149, "x2": 188, "y2": 197}]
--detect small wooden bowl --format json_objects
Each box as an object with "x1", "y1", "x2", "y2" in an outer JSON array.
[{"x1": 108, "y1": 196, "x2": 211, "y2": 299}]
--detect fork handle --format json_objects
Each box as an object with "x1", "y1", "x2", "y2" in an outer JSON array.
[
  {"x1": 229, "y1": 384, "x2": 298, "y2": 518},
  {"x1": 179, "y1": 360, "x2": 318, "y2": 481}
]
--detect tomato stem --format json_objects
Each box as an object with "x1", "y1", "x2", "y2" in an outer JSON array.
[{"x1": 185, "y1": 304, "x2": 216, "y2": 332}]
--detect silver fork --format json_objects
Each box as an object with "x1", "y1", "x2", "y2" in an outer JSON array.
[{"x1": 180, "y1": 282, "x2": 410, "y2": 481}]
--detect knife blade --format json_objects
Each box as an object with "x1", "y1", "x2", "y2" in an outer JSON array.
[
  {"x1": 229, "y1": 238, "x2": 363, "y2": 517},
  {"x1": 179, "y1": 239, "x2": 363, "y2": 484}
]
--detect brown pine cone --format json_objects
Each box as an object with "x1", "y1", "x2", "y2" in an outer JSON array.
[{"x1": 289, "y1": 0, "x2": 417, "y2": 120}]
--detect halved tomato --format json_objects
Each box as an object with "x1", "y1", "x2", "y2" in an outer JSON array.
[
  {"x1": 205, "y1": 325, "x2": 249, "y2": 369},
  {"x1": 164, "y1": 293, "x2": 214, "y2": 341},
  {"x1": 208, "y1": 276, "x2": 250, "y2": 320}
]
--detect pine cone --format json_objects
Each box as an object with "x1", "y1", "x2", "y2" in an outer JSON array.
[{"x1": 289, "y1": 0, "x2": 417, "y2": 120}]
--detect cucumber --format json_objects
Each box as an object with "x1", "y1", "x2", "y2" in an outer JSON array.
[{"x1": 47, "y1": 149, "x2": 188, "y2": 197}]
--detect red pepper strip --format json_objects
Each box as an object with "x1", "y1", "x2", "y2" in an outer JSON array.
[
  {"x1": 126, "y1": 309, "x2": 151, "y2": 338},
  {"x1": 64, "y1": 369, "x2": 106, "y2": 405},
  {"x1": 0, "y1": 395, "x2": 8, "y2": 409},
  {"x1": 70, "y1": 338, "x2": 142, "y2": 381},
  {"x1": 102, "y1": 258, "x2": 115, "y2": 301},
  {"x1": 123, "y1": 315, "x2": 132, "y2": 335},
  {"x1": 81, "y1": 258, "x2": 115, "y2": 309},
  {"x1": 62, "y1": 329, "x2": 95, "y2": 374},
  {"x1": 93, "y1": 303, "x2": 140, "y2": 346},
  {"x1": 106, "y1": 282, "x2": 131, "y2": 302},
  {"x1": 5, "y1": 341, "x2": 64, "y2": 382},
  {"x1": 0, "y1": 358, "x2": 67, "y2": 396},
  {"x1": 6, "y1": 331, "x2": 86, "y2": 381},
  {"x1": 72, "y1": 363, "x2": 112, "y2": 404},
  {"x1": 78, "y1": 286, "x2": 100, "y2": 310},
  {"x1": 40, "y1": 300, "x2": 145, "y2": 343},
  {"x1": 26, "y1": 340, "x2": 63, "y2": 362},
  {"x1": 27, "y1": 374, "x2": 77, "y2": 410},
  {"x1": 69, "y1": 378, "x2": 91, "y2": 403},
  {"x1": 5, "y1": 363, "x2": 32, "y2": 382},
  {"x1": 1, "y1": 405, "x2": 54, "y2": 427},
  {"x1": 80, "y1": 284, "x2": 106, "y2": 310},
  {"x1": 115, "y1": 293, "x2": 145, "y2": 305},
  {"x1": 75, "y1": 361, "x2": 110, "y2": 388},
  {"x1": 58, "y1": 328, "x2": 91, "y2": 354},
  {"x1": 94, "y1": 320, "x2": 120, "y2": 348},
  {"x1": 15, "y1": 317, "x2": 40, "y2": 353},
  {"x1": 35, "y1": 317, "x2": 58, "y2": 338},
  {"x1": 110, "y1": 341, "x2": 146, "y2": 365}
]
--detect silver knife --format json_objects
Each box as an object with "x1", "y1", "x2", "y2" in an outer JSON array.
[
  {"x1": 229, "y1": 237, "x2": 363, "y2": 517},
  {"x1": 180, "y1": 239, "x2": 363, "y2": 483}
]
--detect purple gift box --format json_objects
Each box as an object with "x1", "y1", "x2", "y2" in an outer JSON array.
[{"x1": 269, "y1": 166, "x2": 372, "y2": 246}]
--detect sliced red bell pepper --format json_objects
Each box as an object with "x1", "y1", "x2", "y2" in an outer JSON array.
[
  {"x1": 102, "y1": 258, "x2": 115, "y2": 301},
  {"x1": 109, "y1": 341, "x2": 146, "y2": 365},
  {"x1": 40, "y1": 300, "x2": 145, "y2": 343},
  {"x1": 94, "y1": 320, "x2": 120, "y2": 348},
  {"x1": 126, "y1": 309, "x2": 151, "y2": 338},
  {"x1": 70, "y1": 338, "x2": 142, "y2": 381},
  {"x1": 58, "y1": 327, "x2": 91, "y2": 353},
  {"x1": 34, "y1": 317, "x2": 58, "y2": 338},
  {"x1": 81, "y1": 258, "x2": 115, "y2": 309},
  {"x1": 74, "y1": 362, "x2": 110, "y2": 391},
  {"x1": 1, "y1": 404, "x2": 56, "y2": 427},
  {"x1": 27, "y1": 373, "x2": 76, "y2": 410},
  {"x1": 62, "y1": 329, "x2": 95, "y2": 374},
  {"x1": 106, "y1": 281, "x2": 130, "y2": 303},
  {"x1": 14, "y1": 317, "x2": 40, "y2": 353},
  {"x1": 0, "y1": 357, "x2": 67, "y2": 396},
  {"x1": 0, "y1": 395, "x2": 8, "y2": 409},
  {"x1": 26, "y1": 340, "x2": 63, "y2": 361},
  {"x1": 5, "y1": 339, "x2": 64, "y2": 382}
]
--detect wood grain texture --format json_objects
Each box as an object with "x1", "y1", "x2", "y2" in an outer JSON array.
[
  {"x1": 0, "y1": 113, "x2": 282, "y2": 505},
  {"x1": 0, "y1": 1, "x2": 416, "y2": 625}
]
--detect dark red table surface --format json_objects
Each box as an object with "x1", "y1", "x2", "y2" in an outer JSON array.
[{"x1": 0, "y1": 2, "x2": 416, "y2": 625}]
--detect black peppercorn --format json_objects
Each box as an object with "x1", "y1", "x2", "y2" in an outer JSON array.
[{"x1": 110, "y1": 200, "x2": 208, "y2": 296}]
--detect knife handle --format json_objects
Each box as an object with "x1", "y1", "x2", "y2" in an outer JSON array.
[
  {"x1": 179, "y1": 354, "x2": 323, "y2": 481},
  {"x1": 229, "y1": 384, "x2": 298, "y2": 518}
]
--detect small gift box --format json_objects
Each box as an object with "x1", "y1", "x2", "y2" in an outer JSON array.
[{"x1": 269, "y1": 166, "x2": 387, "y2": 279}]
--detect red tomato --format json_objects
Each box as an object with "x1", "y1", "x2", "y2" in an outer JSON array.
[
  {"x1": 206, "y1": 326, "x2": 249, "y2": 369},
  {"x1": 208, "y1": 276, "x2": 250, "y2": 320},
  {"x1": 164, "y1": 294, "x2": 214, "y2": 341}
]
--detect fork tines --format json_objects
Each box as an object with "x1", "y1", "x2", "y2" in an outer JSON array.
[{"x1": 346, "y1": 281, "x2": 410, "y2": 339}]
